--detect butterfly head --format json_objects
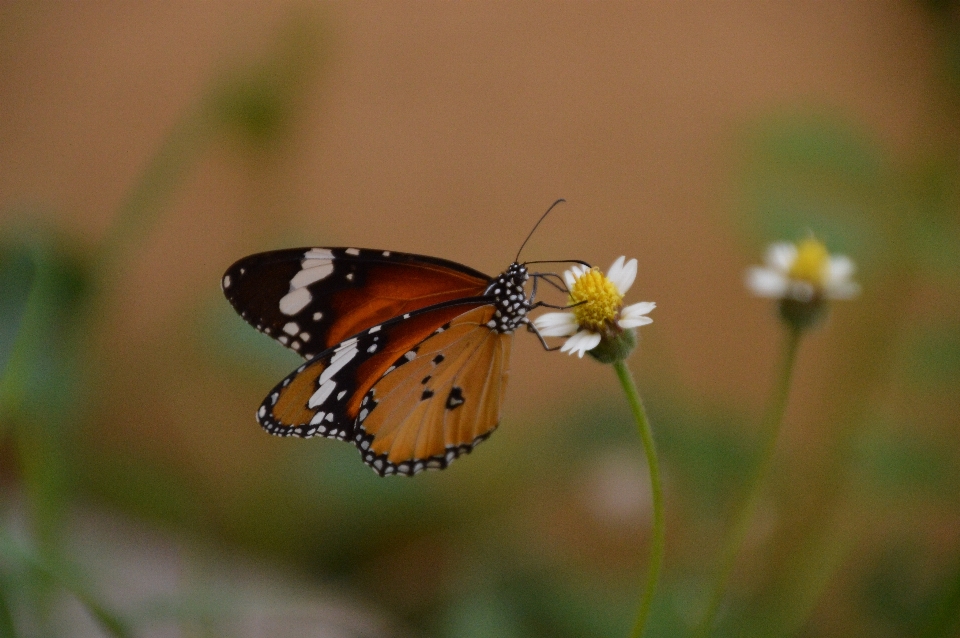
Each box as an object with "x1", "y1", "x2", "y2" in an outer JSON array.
[{"x1": 484, "y1": 262, "x2": 531, "y2": 334}]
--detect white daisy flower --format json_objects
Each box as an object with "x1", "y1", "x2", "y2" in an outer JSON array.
[
  {"x1": 746, "y1": 237, "x2": 860, "y2": 302},
  {"x1": 534, "y1": 256, "x2": 656, "y2": 359}
]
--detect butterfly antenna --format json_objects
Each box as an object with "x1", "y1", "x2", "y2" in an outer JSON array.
[{"x1": 515, "y1": 198, "x2": 565, "y2": 262}]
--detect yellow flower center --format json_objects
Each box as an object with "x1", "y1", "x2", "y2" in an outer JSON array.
[
  {"x1": 569, "y1": 268, "x2": 623, "y2": 332},
  {"x1": 788, "y1": 237, "x2": 829, "y2": 287}
]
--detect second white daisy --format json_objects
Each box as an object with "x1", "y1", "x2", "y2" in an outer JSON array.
[{"x1": 746, "y1": 237, "x2": 860, "y2": 302}]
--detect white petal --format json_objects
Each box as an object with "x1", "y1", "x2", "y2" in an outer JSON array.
[
  {"x1": 826, "y1": 280, "x2": 861, "y2": 299},
  {"x1": 564, "y1": 265, "x2": 588, "y2": 288},
  {"x1": 745, "y1": 267, "x2": 788, "y2": 298},
  {"x1": 607, "y1": 256, "x2": 637, "y2": 295},
  {"x1": 622, "y1": 301, "x2": 655, "y2": 317},
  {"x1": 560, "y1": 330, "x2": 602, "y2": 358},
  {"x1": 618, "y1": 301, "x2": 655, "y2": 328},
  {"x1": 765, "y1": 242, "x2": 796, "y2": 272},
  {"x1": 604, "y1": 256, "x2": 625, "y2": 287},
  {"x1": 826, "y1": 255, "x2": 855, "y2": 284},
  {"x1": 618, "y1": 315, "x2": 653, "y2": 329},
  {"x1": 533, "y1": 312, "x2": 579, "y2": 337}
]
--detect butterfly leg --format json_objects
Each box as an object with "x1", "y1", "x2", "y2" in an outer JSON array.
[
  {"x1": 525, "y1": 318, "x2": 562, "y2": 352},
  {"x1": 530, "y1": 272, "x2": 569, "y2": 295},
  {"x1": 530, "y1": 299, "x2": 586, "y2": 311}
]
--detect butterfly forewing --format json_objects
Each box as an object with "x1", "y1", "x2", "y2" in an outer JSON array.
[
  {"x1": 222, "y1": 248, "x2": 491, "y2": 358},
  {"x1": 356, "y1": 305, "x2": 512, "y2": 476},
  {"x1": 257, "y1": 299, "x2": 490, "y2": 442}
]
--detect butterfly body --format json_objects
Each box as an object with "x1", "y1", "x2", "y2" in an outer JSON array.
[{"x1": 223, "y1": 247, "x2": 535, "y2": 476}]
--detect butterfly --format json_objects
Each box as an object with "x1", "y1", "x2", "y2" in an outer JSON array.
[{"x1": 223, "y1": 203, "x2": 580, "y2": 476}]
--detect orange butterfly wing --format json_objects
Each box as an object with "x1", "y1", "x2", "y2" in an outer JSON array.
[
  {"x1": 355, "y1": 305, "x2": 511, "y2": 475},
  {"x1": 258, "y1": 300, "x2": 489, "y2": 439}
]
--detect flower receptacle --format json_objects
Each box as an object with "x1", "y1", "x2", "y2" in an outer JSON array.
[{"x1": 587, "y1": 326, "x2": 637, "y2": 364}]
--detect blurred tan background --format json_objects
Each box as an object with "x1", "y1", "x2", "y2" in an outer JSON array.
[{"x1": 1, "y1": 2, "x2": 958, "y2": 637}]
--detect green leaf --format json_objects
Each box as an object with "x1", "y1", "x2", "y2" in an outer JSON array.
[
  {"x1": 853, "y1": 427, "x2": 955, "y2": 496},
  {"x1": 0, "y1": 243, "x2": 36, "y2": 380},
  {"x1": 0, "y1": 570, "x2": 19, "y2": 638},
  {"x1": 904, "y1": 322, "x2": 960, "y2": 386},
  {"x1": 205, "y1": 10, "x2": 327, "y2": 150}
]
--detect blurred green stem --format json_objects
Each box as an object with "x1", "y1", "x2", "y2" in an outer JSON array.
[
  {"x1": 0, "y1": 530, "x2": 131, "y2": 638},
  {"x1": 0, "y1": 255, "x2": 68, "y2": 549},
  {"x1": 0, "y1": 577, "x2": 16, "y2": 638},
  {"x1": 613, "y1": 359, "x2": 664, "y2": 638},
  {"x1": 0, "y1": 257, "x2": 49, "y2": 422},
  {"x1": 94, "y1": 110, "x2": 206, "y2": 279},
  {"x1": 693, "y1": 325, "x2": 802, "y2": 637}
]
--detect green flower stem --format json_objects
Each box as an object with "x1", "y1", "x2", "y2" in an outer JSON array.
[
  {"x1": 613, "y1": 359, "x2": 665, "y2": 638},
  {"x1": 693, "y1": 325, "x2": 803, "y2": 637},
  {"x1": 0, "y1": 258, "x2": 53, "y2": 422}
]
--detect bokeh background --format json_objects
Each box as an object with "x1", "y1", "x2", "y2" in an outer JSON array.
[{"x1": 1, "y1": 2, "x2": 959, "y2": 637}]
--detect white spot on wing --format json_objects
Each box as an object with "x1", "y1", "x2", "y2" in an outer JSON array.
[
  {"x1": 368, "y1": 325, "x2": 381, "y2": 333},
  {"x1": 222, "y1": 275, "x2": 231, "y2": 289},
  {"x1": 308, "y1": 379, "x2": 336, "y2": 408},
  {"x1": 313, "y1": 312, "x2": 323, "y2": 321},
  {"x1": 345, "y1": 248, "x2": 360, "y2": 256},
  {"x1": 304, "y1": 248, "x2": 334, "y2": 260},
  {"x1": 291, "y1": 262, "x2": 333, "y2": 288},
  {"x1": 283, "y1": 322, "x2": 299, "y2": 335},
  {"x1": 309, "y1": 411, "x2": 326, "y2": 425},
  {"x1": 279, "y1": 287, "x2": 311, "y2": 315},
  {"x1": 319, "y1": 343, "x2": 358, "y2": 384},
  {"x1": 335, "y1": 337, "x2": 358, "y2": 351}
]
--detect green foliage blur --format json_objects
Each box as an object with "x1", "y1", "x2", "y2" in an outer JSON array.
[{"x1": 2, "y1": 4, "x2": 959, "y2": 638}]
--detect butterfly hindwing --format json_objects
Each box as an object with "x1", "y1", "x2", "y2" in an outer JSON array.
[
  {"x1": 354, "y1": 304, "x2": 512, "y2": 476},
  {"x1": 222, "y1": 248, "x2": 491, "y2": 359},
  {"x1": 257, "y1": 299, "x2": 491, "y2": 443}
]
